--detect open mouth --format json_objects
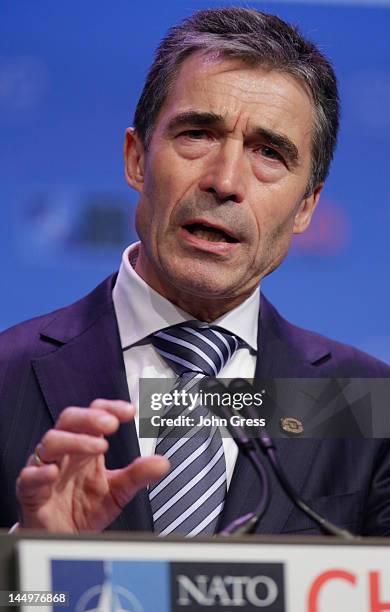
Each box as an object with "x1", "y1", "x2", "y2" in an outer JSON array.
[{"x1": 183, "y1": 222, "x2": 238, "y2": 243}]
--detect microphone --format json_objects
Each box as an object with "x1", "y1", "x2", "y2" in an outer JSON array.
[{"x1": 204, "y1": 378, "x2": 356, "y2": 539}]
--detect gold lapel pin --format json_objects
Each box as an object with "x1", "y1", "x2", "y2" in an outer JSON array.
[{"x1": 280, "y1": 417, "x2": 304, "y2": 435}]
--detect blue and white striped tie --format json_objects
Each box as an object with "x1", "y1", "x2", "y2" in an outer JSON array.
[{"x1": 149, "y1": 322, "x2": 239, "y2": 536}]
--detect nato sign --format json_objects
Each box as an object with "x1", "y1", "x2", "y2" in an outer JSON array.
[{"x1": 51, "y1": 559, "x2": 285, "y2": 611}]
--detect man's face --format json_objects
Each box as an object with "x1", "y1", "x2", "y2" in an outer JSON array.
[{"x1": 125, "y1": 54, "x2": 322, "y2": 311}]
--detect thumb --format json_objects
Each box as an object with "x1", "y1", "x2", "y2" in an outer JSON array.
[{"x1": 108, "y1": 455, "x2": 170, "y2": 509}]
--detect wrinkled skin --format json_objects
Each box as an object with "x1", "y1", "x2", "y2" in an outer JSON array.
[{"x1": 125, "y1": 54, "x2": 322, "y2": 321}]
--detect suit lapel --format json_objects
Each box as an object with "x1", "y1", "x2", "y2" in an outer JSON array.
[
  {"x1": 220, "y1": 294, "x2": 332, "y2": 534},
  {"x1": 31, "y1": 276, "x2": 153, "y2": 532}
]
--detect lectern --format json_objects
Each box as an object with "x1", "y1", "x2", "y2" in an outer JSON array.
[{"x1": 0, "y1": 531, "x2": 389, "y2": 611}]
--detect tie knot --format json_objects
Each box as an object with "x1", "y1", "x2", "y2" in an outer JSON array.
[{"x1": 151, "y1": 321, "x2": 239, "y2": 376}]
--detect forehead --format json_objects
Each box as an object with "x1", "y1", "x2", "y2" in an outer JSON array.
[{"x1": 155, "y1": 53, "x2": 314, "y2": 151}]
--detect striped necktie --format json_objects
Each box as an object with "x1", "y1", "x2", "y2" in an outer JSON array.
[{"x1": 149, "y1": 322, "x2": 239, "y2": 536}]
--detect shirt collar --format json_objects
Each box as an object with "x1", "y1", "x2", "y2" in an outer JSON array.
[{"x1": 113, "y1": 243, "x2": 259, "y2": 352}]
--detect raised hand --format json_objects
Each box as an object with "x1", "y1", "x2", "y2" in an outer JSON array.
[{"x1": 16, "y1": 399, "x2": 169, "y2": 532}]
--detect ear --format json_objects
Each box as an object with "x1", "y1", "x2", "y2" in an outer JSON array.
[
  {"x1": 124, "y1": 128, "x2": 145, "y2": 192},
  {"x1": 293, "y1": 183, "x2": 323, "y2": 234}
]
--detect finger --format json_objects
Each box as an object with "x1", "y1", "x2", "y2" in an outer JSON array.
[
  {"x1": 56, "y1": 407, "x2": 125, "y2": 436},
  {"x1": 36, "y1": 430, "x2": 108, "y2": 463},
  {"x1": 89, "y1": 399, "x2": 135, "y2": 423},
  {"x1": 17, "y1": 464, "x2": 59, "y2": 506},
  {"x1": 108, "y1": 456, "x2": 170, "y2": 510}
]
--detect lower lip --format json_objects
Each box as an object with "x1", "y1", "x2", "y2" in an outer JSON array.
[{"x1": 178, "y1": 227, "x2": 240, "y2": 254}]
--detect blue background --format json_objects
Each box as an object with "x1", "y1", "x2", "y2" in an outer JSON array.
[{"x1": 1, "y1": 0, "x2": 389, "y2": 362}]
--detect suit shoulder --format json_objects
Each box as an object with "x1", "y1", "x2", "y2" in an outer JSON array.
[
  {"x1": 294, "y1": 325, "x2": 389, "y2": 375},
  {"x1": 0, "y1": 307, "x2": 67, "y2": 361},
  {"x1": 0, "y1": 274, "x2": 116, "y2": 363},
  {"x1": 263, "y1": 295, "x2": 390, "y2": 376}
]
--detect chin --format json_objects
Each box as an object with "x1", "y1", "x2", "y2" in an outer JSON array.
[{"x1": 164, "y1": 263, "x2": 241, "y2": 299}]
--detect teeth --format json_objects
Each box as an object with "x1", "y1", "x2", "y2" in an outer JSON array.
[
  {"x1": 185, "y1": 223, "x2": 235, "y2": 242},
  {"x1": 192, "y1": 228, "x2": 227, "y2": 242}
]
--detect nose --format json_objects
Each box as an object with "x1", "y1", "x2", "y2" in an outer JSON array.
[{"x1": 198, "y1": 139, "x2": 246, "y2": 204}]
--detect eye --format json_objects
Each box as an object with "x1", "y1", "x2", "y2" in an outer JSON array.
[
  {"x1": 179, "y1": 129, "x2": 210, "y2": 140},
  {"x1": 258, "y1": 145, "x2": 283, "y2": 161}
]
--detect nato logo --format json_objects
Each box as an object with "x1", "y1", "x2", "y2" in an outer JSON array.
[
  {"x1": 51, "y1": 559, "x2": 170, "y2": 612},
  {"x1": 171, "y1": 562, "x2": 285, "y2": 610}
]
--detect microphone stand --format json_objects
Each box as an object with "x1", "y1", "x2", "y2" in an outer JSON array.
[
  {"x1": 227, "y1": 379, "x2": 356, "y2": 540},
  {"x1": 219, "y1": 422, "x2": 271, "y2": 535}
]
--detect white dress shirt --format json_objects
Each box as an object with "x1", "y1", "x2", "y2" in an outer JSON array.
[{"x1": 112, "y1": 243, "x2": 260, "y2": 486}]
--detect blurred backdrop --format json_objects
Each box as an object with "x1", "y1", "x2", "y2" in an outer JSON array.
[{"x1": 1, "y1": 0, "x2": 389, "y2": 362}]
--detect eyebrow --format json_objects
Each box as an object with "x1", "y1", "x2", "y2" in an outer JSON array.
[
  {"x1": 164, "y1": 110, "x2": 300, "y2": 168},
  {"x1": 164, "y1": 111, "x2": 225, "y2": 133},
  {"x1": 251, "y1": 127, "x2": 300, "y2": 168}
]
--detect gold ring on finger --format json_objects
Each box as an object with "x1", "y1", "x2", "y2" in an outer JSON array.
[{"x1": 33, "y1": 443, "x2": 52, "y2": 467}]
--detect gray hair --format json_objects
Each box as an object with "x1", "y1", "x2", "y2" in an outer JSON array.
[{"x1": 134, "y1": 7, "x2": 339, "y2": 195}]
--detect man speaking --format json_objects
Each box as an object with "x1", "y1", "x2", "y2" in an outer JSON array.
[{"x1": 1, "y1": 7, "x2": 389, "y2": 535}]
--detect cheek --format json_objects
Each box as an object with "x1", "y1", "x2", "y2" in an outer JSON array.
[
  {"x1": 252, "y1": 184, "x2": 302, "y2": 231},
  {"x1": 145, "y1": 145, "x2": 202, "y2": 203},
  {"x1": 145, "y1": 147, "x2": 181, "y2": 189},
  {"x1": 251, "y1": 197, "x2": 299, "y2": 255},
  {"x1": 134, "y1": 200, "x2": 149, "y2": 244}
]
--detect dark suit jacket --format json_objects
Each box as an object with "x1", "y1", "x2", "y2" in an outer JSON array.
[{"x1": 1, "y1": 274, "x2": 389, "y2": 535}]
